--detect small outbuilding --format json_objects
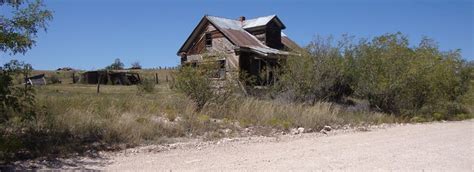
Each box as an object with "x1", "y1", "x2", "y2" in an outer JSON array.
[
  {"x1": 80, "y1": 70, "x2": 141, "y2": 85},
  {"x1": 25, "y1": 74, "x2": 47, "y2": 86}
]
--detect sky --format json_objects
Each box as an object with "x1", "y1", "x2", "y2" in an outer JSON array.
[{"x1": 1, "y1": 0, "x2": 473, "y2": 70}]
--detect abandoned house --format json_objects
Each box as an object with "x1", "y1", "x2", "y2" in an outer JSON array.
[
  {"x1": 177, "y1": 15, "x2": 299, "y2": 86},
  {"x1": 80, "y1": 70, "x2": 141, "y2": 85}
]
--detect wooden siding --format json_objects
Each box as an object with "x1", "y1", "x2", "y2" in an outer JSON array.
[
  {"x1": 265, "y1": 21, "x2": 283, "y2": 49},
  {"x1": 184, "y1": 22, "x2": 240, "y2": 72}
]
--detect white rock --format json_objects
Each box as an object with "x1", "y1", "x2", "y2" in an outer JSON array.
[
  {"x1": 245, "y1": 128, "x2": 250, "y2": 133},
  {"x1": 323, "y1": 125, "x2": 332, "y2": 131},
  {"x1": 223, "y1": 128, "x2": 232, "y2": 134},
  {"x1": 290, "y1": 128, "x2": 300, "y2": 135},
  {"x1": 297, "y1": 127, "x2": 305, "y2": 133}
]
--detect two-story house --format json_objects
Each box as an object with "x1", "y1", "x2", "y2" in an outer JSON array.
[{"x1": 177, "y1": 15, "x2": 299, "y2": 85}]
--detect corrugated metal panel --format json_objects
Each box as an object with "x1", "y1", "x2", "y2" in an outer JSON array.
[
  {"x1": 206, "y1": 16, "x2": 241, "y2": 30},
  {"x1": 219, "y1": 29, "x2": 263, "y2": 47},
  {"x1": 247, "y1": 46, "x2": 289, "y2": 56},
  {"x1": 242, "y1": 15, "x2": 276, "y2": 29}
]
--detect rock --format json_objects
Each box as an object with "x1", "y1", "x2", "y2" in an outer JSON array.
[
  {"x1": 297, "y1": 127, "x2": 305, "y2": 133},
  {"x1": 223, "y1": 128, "x2": 232, "y2": 135},
  {"x1": 323, "y1": 125, "x2": 332, "y2": 131},
  {"x1": 290, "y1": 128, "x2": 300, "y2": 135},
  {"x1": 320, "y1": 129, "x2": 328, "y2": 134},
  {"x1": 245, "y1": 128, "x2": 251, "y2": 133}
]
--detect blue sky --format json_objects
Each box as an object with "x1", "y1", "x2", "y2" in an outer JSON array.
[{"x1": 1, "y1": 0, "x2": 473, "y2": 70}]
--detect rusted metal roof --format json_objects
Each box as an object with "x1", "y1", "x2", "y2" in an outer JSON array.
[
  {"x1": 178, "y1": 15, "x2": 296, "y2": 56},
  {"x1": 206, "y1": 16, "x2": 263, "y2": 47},
  {"x1": 281, "y1": 32, "x2": 301, "y2": 50},
  {"x1": 247, "y1": 46, "x2": 290, "y2": 56}
]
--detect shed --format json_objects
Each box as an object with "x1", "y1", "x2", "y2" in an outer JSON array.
[{"x1": 25, "y1": 74, "x2": 47, "y2": 86}]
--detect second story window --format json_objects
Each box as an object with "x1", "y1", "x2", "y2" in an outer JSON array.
[{"x1": 205, "y1": 33, "x2": 212, "y2": 47}]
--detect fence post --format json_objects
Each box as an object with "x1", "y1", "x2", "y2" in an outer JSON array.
[
  {"x1": 72, "y1": 72, "x2": 76, "y2": 84},
  {"x1": 97, "y1": 73, "x2": 101, "y2": 94}
]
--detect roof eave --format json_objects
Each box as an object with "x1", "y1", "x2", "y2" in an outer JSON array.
[{"x1": 176, "y1": 16, "x2": 209, "y2": 56}]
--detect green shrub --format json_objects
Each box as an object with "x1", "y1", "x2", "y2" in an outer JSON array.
[
  {"x1": 137, "y1": 78, "x2": 155, "y2": 93},
  {"x1": 0, "y1": 60, "x2": 36, "y2": 123},
  {"x1": 47, "y1": 74, "x2": 61, "y2": 84},
  {"x1": 276, "y1": 36, "x2": 353, "y2": 104},
  {"x1": 347, "y1": 33, "x2": 472, "y2": 116},
  {"x1": 173, "y1": 65, "x2": 213, "y2": 110}
]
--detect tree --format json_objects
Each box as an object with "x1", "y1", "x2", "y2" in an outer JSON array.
[
  {"x1": 105, "y1": 58, "x2": 124, "y2": 70},
  {"x1": 172, "y1": 53, "x2": 236, "y2": 110},
  {"x1": 1, "y1": 0, "x2": 53, "y2": 55},
  {"x1": 131, "y1": 61, "x2": 142, "y2": 69},
  {"x1": 0, "y1": 0, "x2": 52, "y2": 122},
  {"x1": 351, "y1": 33, "x2": 472, "y2": 116},
  {"x1": 276, "y1": 36, "x2": 353, "y2": 104},
  {"x1": 0, "y1": 60, "x2": 36, "y2": 122}
]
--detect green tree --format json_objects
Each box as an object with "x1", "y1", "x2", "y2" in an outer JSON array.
[
  {"x1": 351, "y1": 33, "x2": 472, "y2": 117},
  {"x1": 173, "y1": 65, "x2": 213, "y2": 110},
  {"x1": 105, "y1": 58, "x2": 125, "y2": 70},
  {"x1": 0, "y1": 0, "x2": 52, "y2": 122},
  {"x1": 276, "y1": 36, "x2": 353, "y2": 104},
  {"x1": 172, "y1": 53, "x2": 236, "y2": 110},
  {"x1": 0, "y1": 60, "x2": 36, "y2": 122},
  {"x1": 1, "y1": 0, "x2": 53, "y2": 55},
  {"x1": 131, "y1": 61, "x2": 142, "y2": 69}
]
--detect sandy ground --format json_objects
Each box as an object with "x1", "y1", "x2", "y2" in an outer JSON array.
[{"x1": 82, "y1": 120, "x2": 473, "y2": 171}]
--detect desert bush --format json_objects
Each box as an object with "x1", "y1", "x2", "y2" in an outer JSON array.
[
  {"x1": 47, "y1": 74, "x2": 61, "y2": 84},
  {"x1": 173, "y1": 65, "x2": 213, "y2": 110},
  {"x1": 350, "y1": 33, "x2": 472, "y2": 116},
  {"x1": 275, "y1": 33, "x2": 472, "y2": 117},
  {"x1": 172, "y1": 52, "x2": 239, "y2": 111},
  {"x1": 137, "y1": 78, "x2": 155, "y2": 93},
  {"x1": 275, "y1": 36, "x2": 353, "y2": 104}
]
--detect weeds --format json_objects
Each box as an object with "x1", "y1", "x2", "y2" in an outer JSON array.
[{"x1": 137, "y1": 78, "x2": 155, "y2": 93}]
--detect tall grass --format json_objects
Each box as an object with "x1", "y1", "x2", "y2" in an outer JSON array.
[
  {"x1": 203, "y1": 97, "x2": 398, "y2": 131},
  {"x1": 0, "y1": 84, "x2": 402, "y2": 161}
]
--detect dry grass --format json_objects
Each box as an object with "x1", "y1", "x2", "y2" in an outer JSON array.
[
  {"x1": 1, "y1": 81, "x2": 402, "y2": 161},
  {"x1": 35, "y1": 84, "x2": 192, "y2": 144},
  {"x1": 203, "y1": 97, "x2": 399, "y2": 131}
]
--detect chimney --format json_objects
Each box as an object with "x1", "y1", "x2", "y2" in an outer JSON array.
[{"x1": 238, "y1": 16, "x2": 246, "y2": 23}]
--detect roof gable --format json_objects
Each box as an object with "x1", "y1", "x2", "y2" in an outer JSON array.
[
  {"x1": 243, "y1": 15, "x2": 286, "y2": 30},
  {"x1": 177, "y1": 15, "x2": 294, "y2": 56}
]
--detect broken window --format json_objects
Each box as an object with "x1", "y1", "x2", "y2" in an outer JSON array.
[
  {"x1": 205, "y1": 33, "x2": 212, "y2": 47},
  {"x1": 218, "y1": 60, "x2": 225, "y2": 79},
  {"x1": 210, "y1": 60, "x2": 225, "y2": 79}
]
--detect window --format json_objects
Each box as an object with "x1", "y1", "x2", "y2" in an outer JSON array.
[
  {"x1": 210, "y1": 60, "x2": 225, "y2": 79},
  {"x1": 218, "y1": 60, "x2": 225, "y2": 79},
  {"x1": 205, "y1": 33, "x2": 212, "y2": 47}
]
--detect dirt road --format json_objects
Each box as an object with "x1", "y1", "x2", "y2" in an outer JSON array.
[{"x1": 94, "y1": 120, "x2": 473, "y2": 171}]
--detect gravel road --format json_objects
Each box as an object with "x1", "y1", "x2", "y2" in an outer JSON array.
[{"x1": 93, "y1": 120, "x2": 473, "y2": 171}]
